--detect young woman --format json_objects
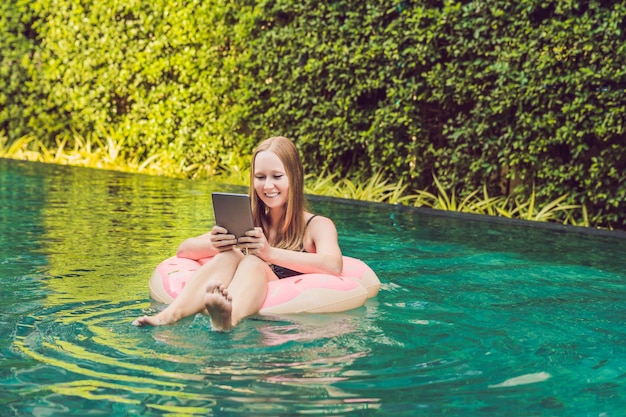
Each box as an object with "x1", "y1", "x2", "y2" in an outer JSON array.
[{"x1": 133, "y1": 137, "x2": 343, "y2": 330}]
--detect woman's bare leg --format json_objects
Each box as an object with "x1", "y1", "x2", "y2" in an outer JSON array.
[
  {"x1": 204, "y1": 255, "x2": 276, "y2": 331},
  {"x1": 133, "y1": 250, "x2": 243, "y2": 326}
]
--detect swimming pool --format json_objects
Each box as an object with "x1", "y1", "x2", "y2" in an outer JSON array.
[{"x1": 1, "y1": 158, "x2": 625, "y2": 416}]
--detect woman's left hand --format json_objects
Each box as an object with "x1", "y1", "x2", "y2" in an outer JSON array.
[{"x1": 238, "y1": 227, "x2": 272, "y2": 260}]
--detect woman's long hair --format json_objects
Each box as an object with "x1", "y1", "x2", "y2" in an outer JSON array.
[{"x1": 249, "y1": 136, "x2": 308, "y2": 250}]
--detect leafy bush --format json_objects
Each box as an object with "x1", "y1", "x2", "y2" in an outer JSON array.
[
  {"x1": 0, "y1": 0, "x2": 39, "y2": 140},
  {"x1": 1, "y1": 0, "x2": 624, "y2": 228},
  {"x1": 2, "y1": 0, "x2": 250, "y2": 176},
  {"x1": 232, "y1": 0, "x2": 625, "y2": 228}
]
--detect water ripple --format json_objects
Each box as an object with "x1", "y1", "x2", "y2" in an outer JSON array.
[{"x1": 3, "y1": 160, "x2": 626, "y2": 416}]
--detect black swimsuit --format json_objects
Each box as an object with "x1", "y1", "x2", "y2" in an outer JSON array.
[{"x1": 270, "y1": 215, "x2": 318, "y2": 279}]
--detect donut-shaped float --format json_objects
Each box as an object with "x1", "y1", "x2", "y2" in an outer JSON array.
[{"x1": 148, "y1": 256, "x2": 380, "y2": 315}]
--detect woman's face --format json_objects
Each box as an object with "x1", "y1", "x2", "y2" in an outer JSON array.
[{"x1": 253, "y1": 150, "x2": 290, "y2": 210}]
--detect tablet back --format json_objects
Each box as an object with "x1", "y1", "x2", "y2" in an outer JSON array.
[{"x1": 211, "y1": 192, "x2": 254, "y2": 238}]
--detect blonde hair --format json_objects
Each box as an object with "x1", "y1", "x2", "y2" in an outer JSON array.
[{"x1": 249, "y1": 136, "x2": 308, "y2": 250}]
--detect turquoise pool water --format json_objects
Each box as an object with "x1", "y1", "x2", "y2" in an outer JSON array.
[{"x1": 1, "y1": 158, "x2": 625, "y2": 416}]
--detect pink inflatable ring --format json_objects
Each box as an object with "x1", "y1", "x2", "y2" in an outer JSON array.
[{"x1": 148, "y1": 256, "x2": 380, "y2": 315}]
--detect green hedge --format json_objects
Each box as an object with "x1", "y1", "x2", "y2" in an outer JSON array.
[
  {"x1": 1, "y1": 0, "x2": 625, "y2": 228},
  {"x1": 1, "y1": 0, "x2": 249, "y2": 171},
  {"x1": 0, "y1": 0, "x2": 38, "y2": 140}
]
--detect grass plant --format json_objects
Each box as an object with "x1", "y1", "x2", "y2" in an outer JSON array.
[
  {"x1": 409, "y1": 175, "x2": 488, "y2": 213},
  {"x1": 0, "y1": 131, "x2": 593, "y2": 228},
  {"x1": 212, "y1": 152, "x2": 252, "y2": 186},
  {"x1": 494, "y1": 189, "x2": 581, "y2": 223},
  {"x1": 0, "y1": 130, "x2": 187, "y2": 178}
]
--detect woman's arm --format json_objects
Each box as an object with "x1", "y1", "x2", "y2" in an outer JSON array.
[{"x1": 176, "y1": 226, "x2": 239, "y2": 260}]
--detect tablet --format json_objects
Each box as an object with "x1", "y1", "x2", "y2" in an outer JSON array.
[{"x1": 211, "y1": 192, "x2": 255, "y2": 238}]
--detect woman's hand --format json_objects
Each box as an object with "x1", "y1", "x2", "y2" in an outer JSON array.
[
  {"x1": 210, "y1": 225, "x2": 238, "y2": 252},
  {"x1": 238, "y1": 227, "x2": 272, "y2": 260}
]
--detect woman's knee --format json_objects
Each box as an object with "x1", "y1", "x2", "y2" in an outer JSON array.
[
  {"x1": 235, "y1": 255, "x2": 275, "y2": 282},
  {"x1": 211, "y1": 250, "x2": 244, "y2": 266},
  {"x1": 237, "y1": 254, "x2": 267, "y2": 269}
]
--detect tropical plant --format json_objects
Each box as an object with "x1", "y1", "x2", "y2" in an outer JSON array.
[
  {"x1": 0, "y1": 130, "x2": 186, "y2": 177},
  {"x1": 494, "y1": 189, "x2": 581, "y2": 223},
  {"x1": 212, "y1": 151, "x2": 252, "y2": 186},
  {"x1": 305, "y1": 171, "x2": 341, "y2": 196},
  {"x1": 0, "y1": 132, "x2": 598, "y2": 229}
]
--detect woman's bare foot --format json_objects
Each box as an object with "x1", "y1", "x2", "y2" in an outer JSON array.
[
  {"x1": 132, "y1": 312, "x2": 173, "y2": 327},
  {"x1": 204, "y1": 281, "x2": 234, "y2": 331},
  {"x1": 132, "y1": 315, "x2": 162, "y2": 326}
]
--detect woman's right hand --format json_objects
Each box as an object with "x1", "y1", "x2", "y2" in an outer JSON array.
[{"x1": 210, "y1": 225, "x2": 238, "y2": 252}]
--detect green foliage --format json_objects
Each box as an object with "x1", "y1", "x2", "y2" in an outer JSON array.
[
  {"x1": 407, "y1": 175, "x2": 586, "y2": 227},
  {"x1": 1, "y1": 0, "x2": 625, "y2": 228},
  {"x1": 410, "y1": 175, "x2": 486, "y2": 213},
  {"x1": 227, "y1": 0, "x2": 626, "y2": 228},
  {"x1": 494, "y1": 191, "x2": 582, "y2": 224},
  {"x1": 0, "y1": 131, "x2": 593, "y2": 227},
  {"x1": 2, "y1": 0, "x2": 251, "y2": 176},
  {"x1": 0, "y1": 0, "x2": 39, "y2": 140},
  {"x1": 212, "y1": 151, "x2": 252, "y2": 186},
  {"x1": 0, "y1": 129, "x2": 185, "y2": 177},
  {"x1": 307, "y1": 171, "x2": 410, "y2": 203}
]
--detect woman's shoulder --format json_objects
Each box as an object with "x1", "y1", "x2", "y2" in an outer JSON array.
[
  {"x1": 305, "y1": 213, "x2": 336, "y2": 229},
  {"x1": 302, "y1": 212, "x2": 339, "y2": 251}
]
